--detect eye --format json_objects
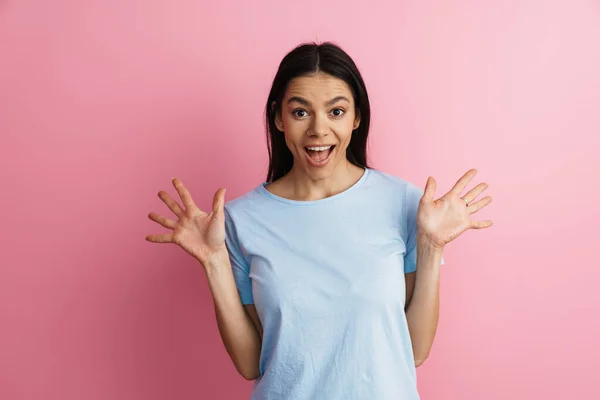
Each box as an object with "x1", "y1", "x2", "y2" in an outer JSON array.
[
  {"x1": 293, "y1": 109, "x2": 308, "y2": 118},
  {"x1": 331, "y1": 108, "x2": 345, "y2": 117}
]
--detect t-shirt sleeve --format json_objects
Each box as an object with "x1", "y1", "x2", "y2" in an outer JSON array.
[
  {"x1": 224, "y1": 207, "x2": 254, "y2": 305},
  {"x1": 404, "y1": 182, "x2": 445, "y2": 274}
]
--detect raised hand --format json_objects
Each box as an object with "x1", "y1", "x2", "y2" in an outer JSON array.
[
  {"x1": 146, "y1": 177, "x2": 227, "y2": 264},
  {"x1": 416, "y1": 169, "x2": 493, "y2": 248}
]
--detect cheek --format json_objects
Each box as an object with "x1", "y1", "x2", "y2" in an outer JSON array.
[
  {"x1": 282, "y1": 127, "x2": 305, "y2": 153},
  {"x1": 337, "y1": 121, "x2": 355, "y2": 143},
  {"x1": 282, "y1": 117, "x2": 308, "y2": 141}
]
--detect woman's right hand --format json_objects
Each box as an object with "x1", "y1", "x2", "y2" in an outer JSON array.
[{"x1": 146, "y1": 177, "x2": 227, "y2": 265}]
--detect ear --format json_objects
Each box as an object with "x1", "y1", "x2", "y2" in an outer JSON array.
[
  {"x1": 353, "y1": 110, "x2": 361, "y2": 130},
  {"x1": 272, "y1": 101, "x2": 284, "y2": 131}
]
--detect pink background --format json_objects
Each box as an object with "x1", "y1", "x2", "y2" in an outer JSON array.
[{"x1": 1, "y1": 1, "x2": 599, "y2": 399}]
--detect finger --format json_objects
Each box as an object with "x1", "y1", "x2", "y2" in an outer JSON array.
[
  {"x1": 470, "y1": 220, "x2": 493, "y2": 229},
  {"x1": 145, "y1": 232, "x2": 174, "y2": 243},
  {"x1": 211, "y1": 188, "x2": 227, "y2": 216},
  {"x1": 172, "y1": 177, "x2": 196, "y2": 211},
  {"x1": 158, "y1": 191, "x2": 184, "y2": 218},
  {"x1": 451, "y1": 168, "x2": 477, "y2": 194},
  {"x1": 148, "y1": 212, "x2": 177, "y2": 230},
  {"x1": 467, "y1": 196, "x2": 492, "y2": 214},
  {"x1": 462, "y1": 182, "x2": 489, "y2": 203},
  {"x1": 423, "y1": 177, "x2": 437, "y2": 202}
]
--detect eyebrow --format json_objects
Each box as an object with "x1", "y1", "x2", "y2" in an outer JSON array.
[{"x1": 287, "y1": 96, "x2": 351, "y2": 107}]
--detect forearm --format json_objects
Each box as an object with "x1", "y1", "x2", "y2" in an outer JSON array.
[
  {"x1": 405, "y1": 234, "x2": 444, "y2": 366},
  {"x1": 203, "y1": 250, "x2": 262, "y2": 380}
]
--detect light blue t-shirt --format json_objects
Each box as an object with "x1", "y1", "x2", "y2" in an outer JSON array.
[{"x1": 224, "y1": 168, "x2": 444, "y2": 400}]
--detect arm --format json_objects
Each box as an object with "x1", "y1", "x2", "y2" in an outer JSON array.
[
  {"x1": 404, "y1": 234, "x2": 444, "y2": 367},
  {"x1": 146, "y1": 179, "x2": 263, "y2": 381},
  {"x1": 204, "y1": 249, "x2": 262, "y2": 380},
  {"x1": 404, "y1": 169, "x2": 493, "y2": 367}
]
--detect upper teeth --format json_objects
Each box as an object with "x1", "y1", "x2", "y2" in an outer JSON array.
[{"x1": 307, "y1": 146, "x2": 332, "y2": 151}]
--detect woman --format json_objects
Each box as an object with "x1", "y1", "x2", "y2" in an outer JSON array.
[{"x1": 146, "y1": 42, "x2": 493, "y2": 399}]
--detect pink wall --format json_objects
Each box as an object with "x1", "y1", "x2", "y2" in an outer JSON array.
[{"x1": 1, "y1": 1, "x2": 599, "y2": 399}]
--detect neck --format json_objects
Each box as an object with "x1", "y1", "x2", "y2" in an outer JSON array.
[{"x1": 285, "y1": 160, "x2": 365, "y2": 201}]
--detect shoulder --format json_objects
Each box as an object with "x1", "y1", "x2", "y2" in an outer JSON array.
[
  {"x1": 364, "y1": 169, "x2": 424, "y2": 231},
  {"x1": 365, "y1": 168, "x2": 423, "y2": 199},
  {"x1": 223, "y1": 183, "x2": 267, "y2": 221}
]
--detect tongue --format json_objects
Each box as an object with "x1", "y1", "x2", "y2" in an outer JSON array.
[{"x1": 308, "y1": 149, "x2": 328, "y2": 162}]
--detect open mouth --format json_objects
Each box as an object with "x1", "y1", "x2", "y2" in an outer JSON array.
[{"x1": 305, "y1": 145, "x2": 335, "y2": 166}]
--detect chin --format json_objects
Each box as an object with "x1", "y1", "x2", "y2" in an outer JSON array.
[{"x1": 302, "y1": 157, "x2": 342, "y2": 181}]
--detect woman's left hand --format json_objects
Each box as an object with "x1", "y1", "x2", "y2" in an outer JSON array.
[{"x1": 417, "y1": 168, "x2": 493, "y2": 249}]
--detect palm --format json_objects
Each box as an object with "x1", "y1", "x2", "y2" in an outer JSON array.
[
  {"x1": 146, "y1": 178, "x2": 227, "y2": 264},
  {"x1": 417, "y1": 169, "x2": 493, "y2": 248},
  {"x1": 172, "y1": 204, "x2": 225, "y2": 260}
]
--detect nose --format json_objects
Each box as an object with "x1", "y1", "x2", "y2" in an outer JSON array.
[{"x1": 307, "y1": 113, "x2": 329, "y2": 137}]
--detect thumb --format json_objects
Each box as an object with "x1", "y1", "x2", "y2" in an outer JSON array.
[
  {"x1": 423, "y1": 176, "x2": 437, "y2": 202},
  {"x1": 212, "y1": 187, "x2": 227, "y2": 216}
]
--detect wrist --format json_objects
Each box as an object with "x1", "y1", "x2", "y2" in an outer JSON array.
[
  {"x1": 417, "y1": 232, "x2": 445, "y2": 253},
  {"x1": 200, "y1": 247, "x2": 230, "y2": 271}
]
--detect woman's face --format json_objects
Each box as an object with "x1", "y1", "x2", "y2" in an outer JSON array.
[{"x1": 275, "y1": 72, "x2": 360, "y2": 180}]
